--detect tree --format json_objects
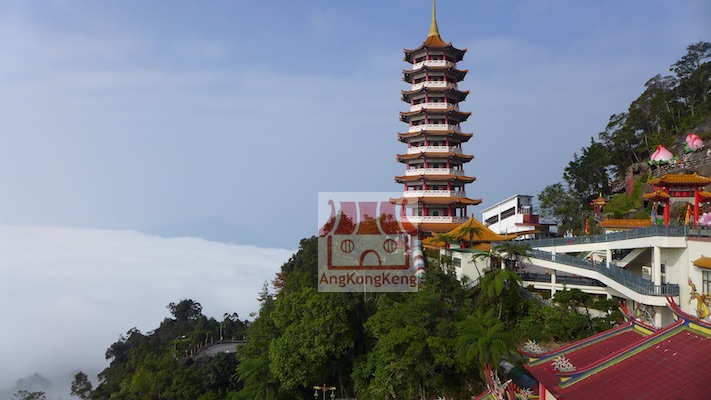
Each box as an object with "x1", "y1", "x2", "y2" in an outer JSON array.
[
  {"x1": 538, "y1": 183, "x2": 582, "y2": 234},
  {"x1": 458, "y1": 221, "x2": 483, "y2": 249},
  {"x1": 70, "y1": 371, "x2": 93, "y2": 399},
  {"x1": 456, "y1": 310, "x2": 519, "y2": 376},
  {"x1": 13, "y1": 391, "x2": 46, "y2": 400},
  {"x1": 563, "y1": 139, "x2": 611, "y2": 200},
  {"x1": 167, "y1": 299, "x2": 203, "y2": 321}
]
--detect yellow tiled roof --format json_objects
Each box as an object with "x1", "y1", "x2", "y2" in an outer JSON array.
[
  {"x1": 598, "y1": 219, "x2": 652, "y2": 229},
  {"x1": 643, "y1": 190, "x2": 670, "y2": 200},
  {"x1": 648, "y1": 173, "x2": 711, "y2": 186},
  {"x1": 422, "y1": 216, "x2": 510, "y2": 248},
  {"x1": 693, "y1": 256, "x2": 711, "y2": 270}
]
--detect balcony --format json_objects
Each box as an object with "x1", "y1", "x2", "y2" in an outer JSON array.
[
  {"x1": 406, "y1": 146, "x2": 462, "y2": 154},
  {"x1": 408, "y1": 124, "x2": 461, "y2": 133},
  {"x1": 404, "y1": 168, "x2": 465, "y2": 176},
  {"x1": 411, "y1": 81, "x2": 458, "y2": 91},
  {"x1": 412, "y1": 60, "x2": 454, "y2": 70},
  {"x1": 409, "y1": 102, "x2": 459, "y2": 112},
  {"x1": 403, "y1": 190, "x2": 467, "y2": 198},
  {"x1": 402, "y1": 215, "x2": 469, "y2": 224}
]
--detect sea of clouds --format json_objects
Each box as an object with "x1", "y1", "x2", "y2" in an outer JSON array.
[{"x1": 0, "y1": 225, "x2": 294, "y2": 398}]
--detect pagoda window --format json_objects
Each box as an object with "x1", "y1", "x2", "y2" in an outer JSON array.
[{"x1": 432, "y1": 210, "x2": 440, "y2": 216}]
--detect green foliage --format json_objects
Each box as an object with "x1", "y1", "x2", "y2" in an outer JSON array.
[
  {"x1": 88, "y1": 299, "x2": 249, "y2": 400},
  {"x1": 13, "y1": 391, "x2": 46, "y2": 400},
  {"x1": 70, "y1": 371, "x2": 92, "y2": 399}
]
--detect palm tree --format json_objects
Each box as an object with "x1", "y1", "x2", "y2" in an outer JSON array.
[
  {"x1": 456, "y1": 309, "x2": 519, "y2": 376},
  {"x1": 491, "y1": 242, "x2": 532, "y2": 271},
  {"x1": 458, "y1": 221, "x2": 484, "y2": 249}
]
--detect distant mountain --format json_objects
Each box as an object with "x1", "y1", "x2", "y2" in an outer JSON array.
[{"x1": 144, "y1": 217, "x2": 289, "y2": 249}]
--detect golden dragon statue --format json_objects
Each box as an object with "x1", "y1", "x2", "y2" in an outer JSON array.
[{"x1": 688, "y1": 278, "x2": 710, "y2": 319}]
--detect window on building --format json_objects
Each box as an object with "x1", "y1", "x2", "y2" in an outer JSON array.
[{"x1": 703, "y1": 270, "x2": 711, "y2": 294}]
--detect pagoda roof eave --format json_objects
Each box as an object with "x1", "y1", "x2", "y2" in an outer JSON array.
[
  {"x1": 397, "y1": 130, "x2": 473, "y2": 138},
  {"x1": 403, "y1": 43, "x2": 467, "y2": 61},
  {"x1": 692, "y1": 256, "x2": 711, "y2": 269},
  {"x1": 396, "y1": 152, "x2": 474, "y2": 161},
  {"x1": 394, "y1": 174, "x2": 476, "y2": 183},
  {"x1": 399, "y1": 108, "x2": 472, "y2": 118},
  {"x1": 401, "y1": 86, "x2": 470, "y2": 97},
  {"x1": 390, "y1": 196, "x2": 482, "y2": 206}
]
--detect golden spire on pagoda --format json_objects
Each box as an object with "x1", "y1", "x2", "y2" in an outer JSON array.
[
  {"x1": 423, "y1": 0, "x2": 448, "y2": 47},
  {"x1": 428, "y1": 0, "x2": 440, "y2": 38}
]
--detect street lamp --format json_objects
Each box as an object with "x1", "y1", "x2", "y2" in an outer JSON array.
[{"x1": 313, "y1": 384, "x2": 336, "y2": 400}]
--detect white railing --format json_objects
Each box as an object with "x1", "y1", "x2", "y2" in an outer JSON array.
[
  {"x1": 411, "y1": 81, "x2": 457, "y2": 91},
  {"x1": 402, "y1": 216, "x2": 469, "y2": 224},
  {"x1": 412, "y1": 60, "x2": 454, "y2": 69},
  {"x1": 406, "y1": 146, "x2": 463, "y2": 154},
  {"x1": 408, "y1": 124, "x2": 461, "y2": 133},
  {"x1": 405, "y1": 168, "x2": 465, "y2": 176},
  {"x1": 403, "y1": 190, "x2": 467, "y2": 198},
  {"x1": 409, "y1": 102, "x2": 459, "y2": 112}
]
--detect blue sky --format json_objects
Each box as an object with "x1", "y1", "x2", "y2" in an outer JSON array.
[{"x1": 0, "y1": 0, "x2": 709, "y2": 248}]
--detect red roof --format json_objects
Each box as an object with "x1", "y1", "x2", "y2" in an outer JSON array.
[{"x1": 525, "y1": 307, "x2": 711, "y2": 400}]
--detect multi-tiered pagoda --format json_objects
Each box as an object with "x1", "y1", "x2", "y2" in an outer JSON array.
[{"x1": 393, "y1": 1, "x2": 481, "y2": 237}]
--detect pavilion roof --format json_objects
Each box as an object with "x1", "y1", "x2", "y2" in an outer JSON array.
[
  {"x1": 692, "y1": 256, "x2": 711, "y2": 270},
  {"x1": 648, "y1": 172, "x2": 711, "y2": 187},
  {"x1": 643, "y1": 189, "x2": 671, "y2": 201},
  {"x1": 598, "y1": 219, "x2": 652, "y2": 229},
  {"x1": 589, "y1": 193, "x2": 608, "y2": 205},
  {"x1": 422, "y1": 216, "x2": 509, "y2": 247},
  {"x1": 524, "y1": 301, "x2": 711, "y2": 400}
]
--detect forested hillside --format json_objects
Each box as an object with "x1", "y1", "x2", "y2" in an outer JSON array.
[
  {"x1": 77, "y1": 238, "x2": 619, "y2": 400},
  {"x1": 539, "y1": 42, "x2": 711, "y2": 233}
]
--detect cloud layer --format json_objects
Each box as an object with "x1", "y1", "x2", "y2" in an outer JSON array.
[{"x1": 0, "y1": 225, "x2": 293, "y2": 390}]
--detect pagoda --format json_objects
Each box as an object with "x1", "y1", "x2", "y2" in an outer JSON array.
[{"x1": 392, "y1": 0, "x2": 481, "y2": 237}]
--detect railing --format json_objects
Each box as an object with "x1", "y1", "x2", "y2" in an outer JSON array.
[
  {"x1": 402, "y1": 216, "x2": 469, "y2": 223},
  {"x1": 407, "y1": 145, "x2": 463, "y2": 154},
  {"x1": 520, "y1": 225, "x2": 688, "y2": 248},
  {"x1": 408, "y1": 124, "x2": 461, "y2": 133},
  {"x1": 412, "y1": 59, "x2": 454, "y2": 69},
  {"x1": 651, "y1": 154, "x2": 711, "y2": 177},
  {"x1": 525, "y1": 249, "x2": 680, "y2": 296},
  {"x1": 409, "y1": 102, "x2": 459, "y2": 112},
  {"x1": 520, "y1": 272, "x2": 606, "y2": 287},
  {"x1": 403, "y1": 190, "x2": 466, "y2": 198},
  {"x1": 405, "y1": 168, "x2": 465, "y2": 176},
  {"x1": 411, "y1": 81, "x2": 458, "y2": 91}
]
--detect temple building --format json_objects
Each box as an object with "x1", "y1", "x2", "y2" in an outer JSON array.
[{"x1": 391, "y1": 0, "x2": 481, "y2": 238}]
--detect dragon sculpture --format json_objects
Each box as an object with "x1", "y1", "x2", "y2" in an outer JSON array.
[{"x1": 688, "y1": 278, "x2": 710, "y2": 319}]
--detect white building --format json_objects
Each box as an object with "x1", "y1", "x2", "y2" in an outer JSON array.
[{"x1": 481, "y1": 194, "x2": 545, "y2": 240}]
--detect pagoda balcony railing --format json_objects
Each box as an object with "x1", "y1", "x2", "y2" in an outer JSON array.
[
  {"x1": 402, "y1": 215, "x2": 469, "y2": 224},
  {"x1": 411, "y1": 81, "x2": 458, "y2": 91},
  {"x1": 407, "y1": 146, "x2": 463, "y2": 154},
  {"x1": 405, "y1": 168, "x2": 465, "y2": 176},
  {"x1": 412, "y1": 60, "x2": 454, "y2": 70},
  {"x1": 409, "y1": 102, "x2": 459, "y2": 112},
  {"x1": 408, "y1": 124, "x2": 461, "y2": 133},
  {"x1": 403, "y1": 190, "x2": 467, "y2": 198}
]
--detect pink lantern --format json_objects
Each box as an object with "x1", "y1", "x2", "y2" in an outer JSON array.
[
  {"x1": 685, "y1": 133, "x2": 704, "y2": 151},
  {"x1": 650, "y1": 145, "x2": 673, "y2": 162}
]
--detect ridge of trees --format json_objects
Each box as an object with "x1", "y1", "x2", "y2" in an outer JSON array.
[
  {"x1": 540, "y1": 41, "x2": 711, "y2": 234},
  {"x1": 76, "y1": 237, "x2": 619, "y2": 399}
]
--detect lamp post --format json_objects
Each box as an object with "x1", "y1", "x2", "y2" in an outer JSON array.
[{"x1": 313, "y1": 384, "x2": 336, "y2": 400}]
